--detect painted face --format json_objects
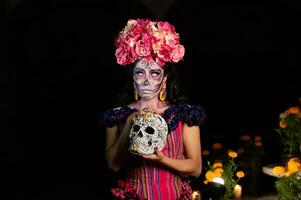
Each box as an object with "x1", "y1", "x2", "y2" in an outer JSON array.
[{"x1": 133, "y1": 58, "x2": 164, "y2": 100}]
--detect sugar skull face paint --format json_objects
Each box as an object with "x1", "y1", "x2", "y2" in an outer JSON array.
[{"x1": 134, "y1": 58, "x2": 164, "y2": 100}]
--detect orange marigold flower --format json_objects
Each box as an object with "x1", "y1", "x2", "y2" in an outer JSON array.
[
  {"x1": 287, "y1": 160, "x2": 300, "y2": 173},
  {"x1": 214, "y1": 168, "x2": 224, "y2": 177},
  {"x1": 254, "y1": 136, "x2": 262, "y2": 142},
  {"x1": 212, "y1": 143, "x2": 222, "y2": 150},
  {"x1": 288, "y1": 157, "x2": 300, "y2": 163},
  {"x1": 285, "y1": 171, "x2": 293, "y2": 177},
  {"x1": 255, "y1": 141, "x2": 262, "y2": 147},
  {"x1": 213, "y1": 162, "x2": 223, "y2": 169},
  {"x1": 236, "y1": 171, "x2": 245, "y2": 178},
  {"x1": 272, "y1": 166, "x2": 285, "y2": 175},
  {"x1": 239, "y1": 134, "x2": 251, "y2": 141},
  {"x1": 228, "y1": 151, "x2": 238, "y2": 158},
  {"x1": 279, "y1": 120, "x2": 287, "y2": 128},
  {"x1": 202, "y1": 150, "x2": 210, "y2": 156},
  {"x1": 289, "y1": 106, "x2": 300, "y2": 114},
  {"x1": 205, "y1": 170, "x2": 216, "y2": 182}
]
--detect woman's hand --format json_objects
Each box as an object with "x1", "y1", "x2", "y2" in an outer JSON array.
[{"x1": 143, "y1": 148, "x2": 165, "y2": 162}]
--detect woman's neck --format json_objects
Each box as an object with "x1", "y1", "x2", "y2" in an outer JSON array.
[{"x1": 138, "y1": 98, "x2": 168, "y2": 110}]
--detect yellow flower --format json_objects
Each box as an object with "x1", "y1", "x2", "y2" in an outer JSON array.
[
  {"x1": 212, "y1": 162, "x2": 223, "y2": 169},
  {"x1": 214, "y1": 167, "x2": 224, "y2": 177},
  {"x1": 228, "y1": 151, "x2": 238, "y2": 158},
  {"x1": 205, "y1": 170, "x2": 216, "y2": 182},
  {"x1": 288, "y1": 157, "x2": 300, "y2": 163},
  {"x1": 272, "y1": 166, "x2": 285, "y2": 175},
  {"x1": 285, "y1": 171, "x2": 293, "y2": 177},
  {"x1": 202, "y1": 150, "x2": 210, "y2": 156},
  {"x1": 204, "y1": 180, "x2": 209, "y2": 184},
  {"x1": 287, "y1": 160, "x2": 300, "y2": 173},
  {"x1": 212, "y1": 143, "x2": 222, "y2": 150},
  {"x1": 236, "y1": 171, "x2": 245, "y2": 178}
]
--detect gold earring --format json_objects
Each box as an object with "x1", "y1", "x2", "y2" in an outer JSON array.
[
  {"x1": 159, "y1": 90, "x2": 166, "y2": 101},
  {"x1": 134, "y1": 91, "x2": 139, "y2": 101}
]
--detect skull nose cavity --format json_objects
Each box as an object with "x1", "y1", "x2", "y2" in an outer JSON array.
[
  {"x1": 145, "y1": 127, "x2": 155, "y2": 134},
  {"x1": 138, "y1": 131, "x2": 143, "y2": 137},
  {"x1": 148, "y1": 141, "x2": 152, "y2": 147}
]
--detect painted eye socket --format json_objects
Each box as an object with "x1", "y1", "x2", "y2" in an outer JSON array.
[
  {"x1": 145, "y1": 127, "x2": 155, "y2": 134},
  {"x1": 132, "y1": 125, "x2": 140, "y2": 132},
  {"x1": 135, "y1": 71, "x2": 144, "y2": 78},
  {"x1": 151, "y1": 72, "x2": 160, "y2": 77}
]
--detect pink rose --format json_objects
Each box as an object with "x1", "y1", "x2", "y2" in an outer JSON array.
[
  {"x1": 135, "y1": 34, "x2": 152, "y2": 57},
  {"x1": 115, "y1": 47, "x2": 128, "y2": 65},
  {"x1": 135, "y1": 40, "x2": 151, "y2": 57},
  {"x1": 171, "y1": 44, "x2": 185, "y2": 63},
  {"x1": 157, "y1": 21, "x2": 175, "y2": 32},
  {"x1": 128, "y1": 46, "x2": 138, "y2": 63},
  {"x1": 157, "y1": 45, "x2": 172, "y2": 62},
  {"x1": 115, "y1": 46, "x2": 137, "y2": 65}
]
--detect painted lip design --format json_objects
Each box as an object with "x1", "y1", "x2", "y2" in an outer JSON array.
[{"x1": 140, "y1": 89, "x2": 156, "y2": 94}]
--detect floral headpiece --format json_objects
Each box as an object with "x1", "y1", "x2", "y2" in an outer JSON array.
[{"x1": 115, "y1": 18, "x2": 185, "y2": 67}]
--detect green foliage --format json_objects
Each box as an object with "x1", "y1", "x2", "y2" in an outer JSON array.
[
  {"x1": 275, "y1": 172, "x2": 301, "y2": 200},
  {"x1": 275, "y1": 109, "x2": 301, "y2": 154},
  {"x1": 222, "y1": 158, "x2": 238, "y2": 200}
]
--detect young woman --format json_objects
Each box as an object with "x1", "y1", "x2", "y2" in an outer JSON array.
[{"x1": 99, "y1": 18, "x2": 206, "y2": 200}]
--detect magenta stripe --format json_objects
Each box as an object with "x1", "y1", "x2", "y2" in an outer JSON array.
[{"x1": 121, "y1": 120, "x2": 189, "y2": 199}]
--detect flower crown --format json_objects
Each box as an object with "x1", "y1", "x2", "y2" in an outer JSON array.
[{"x1": 115, "y1": 18, "x2": 185, "y2": 67}]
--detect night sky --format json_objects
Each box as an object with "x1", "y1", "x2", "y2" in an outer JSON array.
[{"x1": 4, "y1": 0, "x2": 299, "y2": 199}]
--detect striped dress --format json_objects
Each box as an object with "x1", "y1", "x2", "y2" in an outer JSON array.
[{"x1": 99, "y1": 103, "x2": 206, "y2": 200}]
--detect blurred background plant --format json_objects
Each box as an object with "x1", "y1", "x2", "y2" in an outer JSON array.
[
  {"x1": 203, "y1": 150, "x2": 245, "y2": 200},
  {"x1": 237, "y1": 134, "x2": 265, "y2": 195},
  {"x1": 275, "y1": 106, "x2": 301, "y2": 155},
  {"x1": 272, "y1": 157, "x2": 301, "y2": 200}
]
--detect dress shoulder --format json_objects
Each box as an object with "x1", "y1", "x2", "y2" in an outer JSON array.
[
  {"x1": 98, "y1": 106, "x2": 137, "y2": 127},
  {"x1": 163, "y1": 103, "x2": 207, "y2": 130}
]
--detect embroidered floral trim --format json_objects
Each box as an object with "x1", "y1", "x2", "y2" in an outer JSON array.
[{"x1": 99, "y1": 104, "x2": 207, "y2": 131}]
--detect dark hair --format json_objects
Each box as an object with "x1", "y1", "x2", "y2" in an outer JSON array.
[{"x1": 112, "y1": 63, "x2": 187, "y2": 107}]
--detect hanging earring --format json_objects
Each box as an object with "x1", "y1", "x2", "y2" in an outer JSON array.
[
  {"x1": 159, "y1": 89, "x2": 166, "y2": 101},
  {"x1": 134, "y1": 91, "x2": 139, "y2": 101},
  {"x1": 159, "y1": 82, "x2": 166, "y2": 101}
]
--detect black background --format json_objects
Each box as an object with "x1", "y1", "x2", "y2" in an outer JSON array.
[{"x1": 3, "y1": 0, "x2": 299, "y2": 199}]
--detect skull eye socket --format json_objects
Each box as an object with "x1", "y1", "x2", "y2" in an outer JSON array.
[
  {"x1": 145, "y1": 127, "x2": 155, "y2": 134},
  {"x1": 132, "y1": 125, "x2": 140, "y2": 132}
]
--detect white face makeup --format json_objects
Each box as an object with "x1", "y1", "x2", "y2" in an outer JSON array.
[{"x1": 134, "y1": 58, "x2": 164, "y2": 100}]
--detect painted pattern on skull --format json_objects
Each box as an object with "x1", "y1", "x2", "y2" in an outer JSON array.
[{"x1": 128, "y1": 111, "x2": 168, "y2": 155}]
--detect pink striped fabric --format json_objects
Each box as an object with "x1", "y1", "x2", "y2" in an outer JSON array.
[{"x1": 111, "y1": 121, "x2": 193, "y2": 200}]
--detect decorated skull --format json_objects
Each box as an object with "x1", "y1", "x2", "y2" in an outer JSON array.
[{"x1": 129, "y1": 111, "x2": 168, "y2": 155}]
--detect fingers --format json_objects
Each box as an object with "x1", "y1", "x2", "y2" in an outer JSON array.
[
  {"x1": 154, "y1": 148, "x2": 165, "y2": 161},
  {"x1": 142, "y1": 148, "x2": 165, "y2": 161}
]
